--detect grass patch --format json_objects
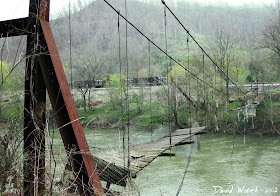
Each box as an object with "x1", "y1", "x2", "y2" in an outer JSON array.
[
  {"x1": 1, "y1": 100, "x2": 23, "y2": 121},
  {"x1": 77, "y1": 101, "x2": 167, "y2": 127},
  {"x1": 229, "y1": 101, "x2": 242, "y2": 110}
]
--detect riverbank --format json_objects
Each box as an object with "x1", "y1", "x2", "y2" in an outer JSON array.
[
  {"x1": 217, "y1": 96, "x2": 280, "y2": 136},
  {"x1": 1, "y1": 88, "x2": 280, "y2": 135},
  {"x1": 77, "y1": 101, "x2": 167, "y2": 129},
  {"x1": 76, "y1": 94, "x2": 280, "y2": 136}
]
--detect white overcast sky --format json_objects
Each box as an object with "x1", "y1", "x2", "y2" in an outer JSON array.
[{"x1": 0, "y1": 0, "x2": 275, "y2": 22}]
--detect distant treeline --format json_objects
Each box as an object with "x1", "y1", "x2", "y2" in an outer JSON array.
[{"x1": 73, "y1": 77, "x2": 167, "y2": 88}]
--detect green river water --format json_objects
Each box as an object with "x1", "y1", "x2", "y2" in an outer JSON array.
[
  {"x1": 51, "y1": 127, "x2": 280, "y2": 195},
  {"x1": 82, "y1": 127, "x2": 280, "y2": 196}
]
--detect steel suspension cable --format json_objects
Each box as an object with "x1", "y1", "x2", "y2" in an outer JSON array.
[
  {"x1": 202, "y1": 52, "x2": 208, "y2": 124},
  {"x1": 202, "y1": 53, "x2": 206, "y2": 104},
  {"x1": 69, "y1": 0, "x2": 73, "y2": 90},
  {"x1": 163, "y1": 5, "x2": 172, "y2": 147},
  {"x1": 176, "y1": 143, "x2": 194, "y2": 196},
  {"x1": 243, "y1": 105, "x2": 246, "y2": 144},
  {"x1": 229, "y1": 110, "x2": 237, "y2": 161},
  {"x1": 124, "y1": 0, "x2": 131, "y2": 175},
  {"x1": 212, "y1": 62, "x2": 218, "y2": 131},
  {"x1": 196, "y1": 78, "x2": 198, "y2": 121},
  {"x1": 103, "y1": 0, "x2": 226, "y2": 96},
  {"x1": 118, "y1": 14, "x2": 126, "y2": 168},
  {"x1": 161, "y1": 0, "x2": 247, "y2": 96},
  {"x1": 187, "y1": 35, "x2": 191, "y2": 132},
  {"x1": 148, "y1": 41, "x2": 153, "y2": 141},
  {"x1": 185, "y1": 35, "x2": 193, "y2": 137}
]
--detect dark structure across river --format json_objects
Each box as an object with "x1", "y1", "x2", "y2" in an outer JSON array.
[{"x1": 73, "y1": 76, "x2": 167, "y2": 88}]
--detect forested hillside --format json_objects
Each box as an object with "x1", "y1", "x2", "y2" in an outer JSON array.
[
  {"x1": 50, "y1": 0, "x2": 271, "y2": 82},
  {"x1": 1, "y1": 1, "x2": 280, "y2": 195}
]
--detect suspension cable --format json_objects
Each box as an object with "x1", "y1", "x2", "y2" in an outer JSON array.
[
  {"x1": 69, "y1": 0, "x2": 73, "y2": 90},
  {"x1": 202, "y1": 53, "x2": 206, "y2": 104},
  {"x1": 196, "y1": 77, "x2": 198, "y2": 121},
  {"x1": 124, "y1": 0, "x2": 131, "y2": 175},
  {"x1": 118, "y1": 13, "x2": 126, "y2": 168},
  {"x1": 103, "y1": 0, "x2": 227, "y2": 96},
  {"x1": 161, "y1": 0, "x2": 247, "y2": 96},
  {"x1": 187, "y1": 35, "x2": 191, "y2": 131},
  {"x1": 148, "y1": 41, "x2": 153, "y2": 141},
  {"x1": 176, "y1": 143, "x2": 194, "y2": 196},
  {"x1": 229, "y1": 110, "x2": 237, "y2": 161},
  {"x1": 163, "y1": 5, "x2": 172, "y2": 147}
]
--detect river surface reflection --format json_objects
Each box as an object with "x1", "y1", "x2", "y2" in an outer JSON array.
[{"x1": 85, "y1": 127, "x2": 280, "y2": 195}]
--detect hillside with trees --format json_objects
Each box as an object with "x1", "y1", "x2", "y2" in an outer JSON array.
[
  {"x1": 2, "y1": 0, "x2": 280, "y2": 195},
  {"x1": 50, "y1": 0, "x2": 271, "y2": 81}
]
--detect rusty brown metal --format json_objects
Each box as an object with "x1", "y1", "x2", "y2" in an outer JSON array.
[
  {"x1": 39, "y1": 0, "x2": 50, "y2": 21},
  {"x1": 38, "y1": 0, "x2": 103, "y2": 195},
  {"x1": 0, "y1": 0, "x2": 104, "y2": 195},
  {"x1": 39, "y1": 18, "x2": 104, "y2": 195}
]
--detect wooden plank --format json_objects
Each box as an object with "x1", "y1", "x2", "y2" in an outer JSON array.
[
  {"x1": 93, "y1": 126, "x2": 206, "y2": 187},
  {"x1": 92, "y1": 156, "x2": 129, "y2": 187}
]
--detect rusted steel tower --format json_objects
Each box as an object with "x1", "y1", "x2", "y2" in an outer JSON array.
[{"x1": 0, "y1": 0, "x2": 104, "y2": 195}]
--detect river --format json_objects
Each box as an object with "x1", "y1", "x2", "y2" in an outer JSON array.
[
  {"x1": 50, "y1": 126, "x2": 280, "y2": 195},
  {"x1": 83, "y1": 127, "x2": 280, "y2": 196}
]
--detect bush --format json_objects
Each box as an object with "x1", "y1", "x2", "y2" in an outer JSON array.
[
  {"x1": 105, "y1": 74, "x2": 126, "y2": 110},
  {"x1": 75, "y1": 99, "x2": 85, "y2": 108},
  {"x1": 0, "y1": 121, "x2": 22, "y2": 194}
]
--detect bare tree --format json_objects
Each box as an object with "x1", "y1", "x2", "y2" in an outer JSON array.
[
  {"x1": 74, "y1": 54, "x2": 103, "y2": 112},
  {"x1": 211, "y1": 25, "x2": 236, "y2": 111},
  {"x1": 261, "y1": 0, "x2": 280, "y2": 71}
]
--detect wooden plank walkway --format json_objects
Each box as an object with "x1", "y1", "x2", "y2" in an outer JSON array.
[{"x1": 93, "y1": 126, "x2": 206, "y2": 187}]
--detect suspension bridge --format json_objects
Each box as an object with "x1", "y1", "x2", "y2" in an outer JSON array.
[
  {"x1": 92, "y1": 127, "x2": 206, "y2": 187},
  {"x1": 0, "y1": 0, "x2": 256, "y2": 195}
]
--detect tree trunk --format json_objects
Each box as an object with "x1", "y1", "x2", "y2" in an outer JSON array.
[
  {"x1": 83, "y1": 94, "x2": 87, "y2": 113},
  {"x1": 0, "y1": 87, "x2": 2, "y2": 119},
  {"x1": 173, "y1": 109, "x2": 183, "y2": 129},
  {"x1": 88, "y1": 88, "x2": 91, "y2": 111},
  {"x1": 170, "y1": 83, "x2": 183, "y2": 129}
]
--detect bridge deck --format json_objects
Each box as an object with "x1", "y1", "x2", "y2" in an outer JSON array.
[{"x1": 93, "y1": 126, "x2": 206, "y2": 187}]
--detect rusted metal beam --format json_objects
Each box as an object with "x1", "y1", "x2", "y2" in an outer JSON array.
[
  {"x1": 38, "y1": 18, "x2": 104, "y2": 195},
  {"x1": 37, "y1": 0, "x2": 104, "y2": 195},
  {"x1": 1, "y1": 0, "x2": 104, "y2": 194},
  {"x1": 23, "y1": 1, "x2": 46, "y2": 195},
  {"x1": 39, "y1": 0, "x2": 50, "y2": 21},
  {"x1": 0, "y1": 17, "x2": 29, "y2": 37}
]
